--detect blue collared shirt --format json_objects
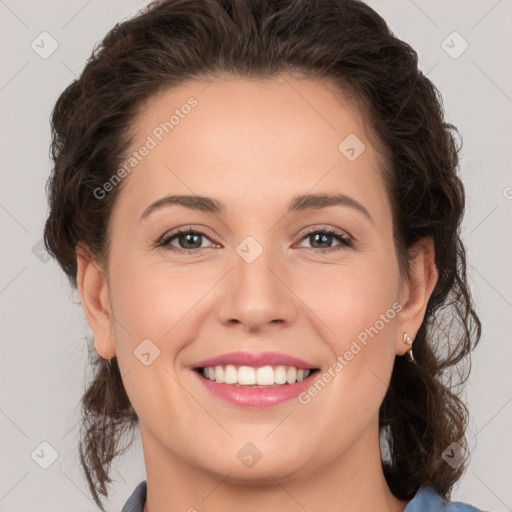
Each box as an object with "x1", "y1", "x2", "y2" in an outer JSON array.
[{"x1": 121, "y1": 480, "x2": 489, "y2": 511}]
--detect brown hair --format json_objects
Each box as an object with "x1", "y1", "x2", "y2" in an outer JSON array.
[{"x1": 43, "y1": 0, "x2": 481, "y2": 509}]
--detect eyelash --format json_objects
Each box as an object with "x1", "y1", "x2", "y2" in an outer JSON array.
[{"x1": 155, "y1": 226, "x2": 353, "y2": 254}]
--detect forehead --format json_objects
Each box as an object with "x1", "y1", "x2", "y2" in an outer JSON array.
[{"x1": 114, "y1": 74, "x2": 389, "y2": 222}]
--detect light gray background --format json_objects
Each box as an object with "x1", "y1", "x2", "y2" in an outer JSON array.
[{"x1": 1, "y1": 1, "x2": 511, "y2": 511}]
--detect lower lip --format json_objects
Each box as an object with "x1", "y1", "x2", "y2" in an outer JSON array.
[{"x1": 193, "y1": 369, "x2": 318, "y2": 408}]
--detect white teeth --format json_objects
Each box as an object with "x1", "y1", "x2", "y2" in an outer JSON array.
[
  {"x1": 214, "y1": 366, "x2": 224, "y2": 384},
  {"x1": 256, "y1": 366, "x2": 274, "y2": 385},
  {"x1": 274, "y1": 365, "x2": 287, "y2": 385},
  {"x1": 224, "y1": 364, "x2": 238, "y2": 384},
  {"x1": 200, "y1": 364, "x2": 312, "y2": 386},
  {"x1": 286, "y1": 366, "x2": 297, "y2": 384},
  {"x1": 238, "y1": 366, "x2": 256, "y2": 385}
]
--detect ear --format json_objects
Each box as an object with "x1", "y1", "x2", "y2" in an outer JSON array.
[
  {"x1": 75, "y1": 244, "x2": 116, "y2": 359},
  {"x1": 395, "y1": 237, "x2": 438, "y2": 355}
]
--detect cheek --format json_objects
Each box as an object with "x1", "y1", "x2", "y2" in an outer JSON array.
[
  {"x1": 106, "y1": 262, "x2": 207, "y2": 434},
  {"x1": 285, "y1": 258, "x2": 400, "y2": 463},
  {"x1": 301, "y1": 257, "x2": 400, "y2": 353},
  {"x1": 110, "y1": 258, "x2": 209, "y2": 345},
  {"x1": 298, "y1": 258, "x2": 400, "y2": 418}
]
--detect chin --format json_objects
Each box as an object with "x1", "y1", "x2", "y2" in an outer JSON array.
[{"x1": 197, "y1": 445, "x2": 311, "y2": 484}]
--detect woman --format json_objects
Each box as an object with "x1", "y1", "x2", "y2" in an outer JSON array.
[{"x1": 43, "y1": 0, "x2": 486, "y2": 510}]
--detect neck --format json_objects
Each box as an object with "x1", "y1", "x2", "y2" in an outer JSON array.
[{"x1": 140, "y1": 421, "x2": 410, "y2": 512}]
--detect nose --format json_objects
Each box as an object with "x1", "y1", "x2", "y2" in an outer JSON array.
[{"x1": 216, "y1": 241, "x2": 299, "y2": 334}]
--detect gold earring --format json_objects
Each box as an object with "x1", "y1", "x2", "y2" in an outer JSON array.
[{"x1": 403, "y1": 332, "x2": 415, "y2": 362}]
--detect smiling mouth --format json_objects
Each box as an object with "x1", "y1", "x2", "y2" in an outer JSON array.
[{"x1": 194, "y1": 365, "x2": 320, "y2": 387}]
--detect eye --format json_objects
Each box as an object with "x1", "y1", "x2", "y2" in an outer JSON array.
[
  {"x1": 155, "y1": 225, "x2": 353, "y2": 254},
  {"x1": 296, "y1": 227, "x2": 353, "y2": 252},
  {"x1": 157, "y1": 227, "x2": 217, "y2": 254}
]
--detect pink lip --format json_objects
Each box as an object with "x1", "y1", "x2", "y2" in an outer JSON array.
[
  {"x1": 192, "y1": 351, "x2": 317, "y2": 369},
  {"x1": 192, "y1": 370, "x2": 318, "y2": 408}
]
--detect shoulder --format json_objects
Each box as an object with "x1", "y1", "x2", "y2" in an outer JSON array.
[
  {"x1": 121, "y1": 480, "x2": 147, "y2": 512},
  {"x1": 404, "y1": 486, "x2": 490, "y2": 512},
  {"x1": 121, "y1": 482, "x2": 490, "y2": 512}
]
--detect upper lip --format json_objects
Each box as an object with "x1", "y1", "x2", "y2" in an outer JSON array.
[{"x1": 192, "y1": 351, "x2": 318, "y2": 370}]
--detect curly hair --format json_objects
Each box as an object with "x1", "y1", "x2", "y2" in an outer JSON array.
[{"x1": 43, "y1": 0, "x2": 481, "y2": 509}]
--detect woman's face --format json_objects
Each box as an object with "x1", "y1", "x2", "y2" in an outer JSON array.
[{"x1": 79, "y1": 74, "x2": 433, "y2": 484}]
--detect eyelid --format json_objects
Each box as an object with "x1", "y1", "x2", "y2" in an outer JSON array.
[
  {"x1": 299, "y1": 224, "x2": 352, "y2": 240},
  {"x1": 155, "y1": 225, "x2": 217, "y2": 246},
  {"x1": 158, "y1": 224, "x2": 217, "y2": 240}
]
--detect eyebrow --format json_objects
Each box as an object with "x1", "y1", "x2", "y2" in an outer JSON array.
[{"x1": 140, "y1": 192, "x2": 372, "y2": 222}]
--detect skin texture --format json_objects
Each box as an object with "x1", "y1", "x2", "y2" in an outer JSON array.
[{"x1": 76, "y1": 74, "x2": 437, "y2": 512}]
